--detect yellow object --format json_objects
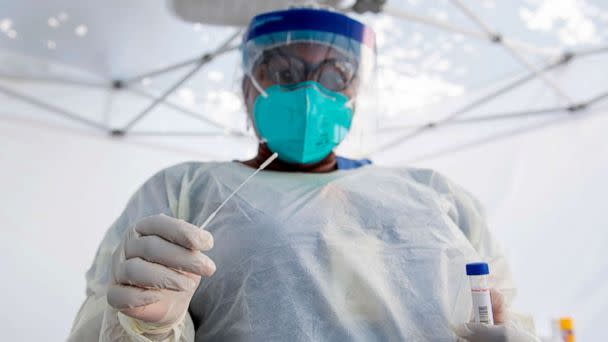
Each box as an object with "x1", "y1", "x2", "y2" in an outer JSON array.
[
  {"x1": 559, "y1": 317, "x2": 573, "y2": 330},
  {"x1": 559, "y1": 317, "x2": 574, "y2": 342}
]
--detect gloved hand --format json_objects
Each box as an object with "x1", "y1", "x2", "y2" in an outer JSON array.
[
  {"x1": 490, "y1": 288, "x2": 507, "y2": 324},
  {"x1": 453, "y1": 288, "x2": 539, "y2": 342},
  {"x1": 453, "y1": 322, "x2": 540, "y2": 342},
  {"x1": 107, "y1": 214, "x2": 216, "y2": 329}
]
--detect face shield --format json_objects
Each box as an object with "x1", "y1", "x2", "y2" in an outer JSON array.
[{"x1": 242, "y1": 8, "x2": 377, "y2": 164}]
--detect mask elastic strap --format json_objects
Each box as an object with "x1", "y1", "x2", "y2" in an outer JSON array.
[
  {"x1": 246, "y1": 117, "x2": 252, "y2": 132},
  {"x1": 345, "y1": 97, "x2": 356, "y2": 110},
  {"x1": 248, "y1": 74, "x2": 268, "y2": 98}
]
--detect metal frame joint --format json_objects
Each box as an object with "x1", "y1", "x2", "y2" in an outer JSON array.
[
  {"x1": 112, "y1": 80, "x2": 125, "y2": 90},
  {"x1": 490, "y1": 33, "x2": 503, "y2": 43},
  {"x1": 201, "y1": 53, "x2": 213, "y2": 63},
  {"x1": 559, "y1": 52, "x2": 575, "y2": 65},
  {"x1": 110, "y1": 129, "x2": 126, "y2": 137},
  {"x1": 567, "y1": 103, "x2": 588, "y2": 113}
]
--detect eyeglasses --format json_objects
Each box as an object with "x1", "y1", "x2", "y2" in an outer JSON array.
[{"x1": 255, "y1": 49, "x2": 358, "y2": 92}]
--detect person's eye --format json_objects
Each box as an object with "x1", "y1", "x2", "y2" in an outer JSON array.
[
  {"x1": 335, "y1": 61, "x2": 356, "y2": 81},
  {"x1": 278, "y1": 69, "x2": 296, "y2": 83},
  {"x1": 270, "y1": 67, "x2": 302, "y2": 85},
  {"x1": 317, "y1": 61, "x2": 355, "y2": 91},
  {"x1": 318, "y1": 69, "x2": 346, "y2": 91},
  {"x1": 254, "y1": 64, "x2": 270, "y2": 82}
]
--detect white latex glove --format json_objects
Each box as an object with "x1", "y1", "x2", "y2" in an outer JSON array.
[
  {"x1": 453, "y1": 322, "x2": 541, "y2": 342},
  {"x1": 107, "y1": 214, "x2": 216, "y2": 332},
  {"x1": 453, "y1": 288, "x2": 539, "y2": 342}
]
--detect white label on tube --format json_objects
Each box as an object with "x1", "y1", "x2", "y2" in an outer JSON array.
[{"x1": 471, "y1": 289, "x2": 494, "y2": 325}]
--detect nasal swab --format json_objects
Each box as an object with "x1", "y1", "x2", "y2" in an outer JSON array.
[{"x1": 200, "y1": 152, "x2": 278, "y2": 229}]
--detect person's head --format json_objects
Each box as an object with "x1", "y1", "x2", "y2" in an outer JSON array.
[{"x1": 241, "y1": 8, "x2": 376, "y2": 165}]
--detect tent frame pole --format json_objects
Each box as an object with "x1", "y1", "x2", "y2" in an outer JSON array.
[
  {"x1": 118, "y1": 61, "x2": 207, "y2": 133},
  {"x1": 127, "y1": 87, "x2": 248, "y2": 137},
  {"x1": 448, "y1": 0, "x2": 572, "y2": 104},
  {"x1": 0, "y1": 73, "x2": 107, "y2": 88},
  {"x1": 118, "y1": 31, "x2": 241, "y2": 87},
  {"x1": 126, "y1": 130, "x2": 255, "y2": 138},
  {"x1": 116, "y1": 30, "x2": 242, "y2": 134},
  {"x1": 401, "y1": 102, "x2": 608, "y2": 164},
  {"x1": 0, "y1": 83, "x2": 108, "y2": 131},
  {"x1": 369, "y1": 55, "x2": 573, "y2": 155},
  {"x1": 1, "y1": 12, "x2": 606, "y2": 151},
  {"x1": 381, "y1": 4, "x2": 561, "y2": 57}
]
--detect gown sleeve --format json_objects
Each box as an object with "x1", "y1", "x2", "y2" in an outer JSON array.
[{"x1": 67, "y1": 164, "x2": 197, "y2": 342}]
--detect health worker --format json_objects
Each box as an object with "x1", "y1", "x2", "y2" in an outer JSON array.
[{"x1": 69, "y1": 7, "x2": 538, "y2": 342}]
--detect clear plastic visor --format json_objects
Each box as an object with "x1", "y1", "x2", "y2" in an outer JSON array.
[{"x1": 242, "y1": 30, "x2": 376, "y2": 97}]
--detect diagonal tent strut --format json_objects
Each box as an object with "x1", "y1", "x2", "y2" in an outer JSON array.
[
  {"x1": 576, "y1": 45, "x2": 608, "y2": 57},
  {"x1": 0, "y1": 72, "x2": 251, "y2": 137},
  {"x1": 117, "y1": 29, "x2": 242, "y2": 134},
  {"x1": 451, "y1": 0, "x2": 572, "y2": 104},
  {"x1": 369, "y1": 54, "x2": 574, "y2": 155},
  {"x1": 128, "y1": 131, "x2": 233, "y2": 137},
  {"x1": 367, "y1": 8, "x2": 608, "y2": 158},
  {"x1": 376, "y1": 46, "x2": 608, "y2": 136},
  {"x1": 0, "y1": 73, "x2": 108, "y2": 89},
  {"x1": 118, "y1": 61, "x2": 207, "y2": 133},
  {"x1": 401, "y1": 100, "x2": 608, "y2": 164},
  {"x1": 392, "y1": 88, "x2": 607, "y2": 129},
  {"x1": 400, "y1": 111, "x2": 597, "y2": 164},
  {"x1": 587, "y1": 90, "x2": 608, "y2": 107},
  {"x1": 384, "y1": 86, "x2": 608, "y2": 164},
  {"x1": 381, "y1": 3, "x2": 561, "y2": 57},
  {"x1": 0, "y1": 30, "x2": 245, "y2": 139},
  {"x1": 118, "y1": 29, "x2": 243, "y2": 88},
  {"x1": 127, "y1": 87, "x2": 249, "y2": 137},
  {"x1": 127, "y1": 130, "x2": 256, "y2": 139},
  {"x1": 379, "y1": 105, "x2": 578, "y2": 131},
  {"x1": 119, "y1": 56, "x2": 209, "y2": 88},
  {"x1": 0, "y1": 83, "x2": 108, "y2": 132},
  {"x1": 448, "y1": 0, "x2": 572, "y2": 105}
]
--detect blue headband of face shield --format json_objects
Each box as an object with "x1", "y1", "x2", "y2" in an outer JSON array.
[
  {"x1": 242, "y1": 8, "x2": 376, "y2": 165},
  {"x1": 242, "y1": 8, "x2": 376, "y2": 73}
]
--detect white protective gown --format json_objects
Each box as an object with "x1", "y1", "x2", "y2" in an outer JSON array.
[{"x1": 68, "y1": 162, "x2": 531, "y2": 341}]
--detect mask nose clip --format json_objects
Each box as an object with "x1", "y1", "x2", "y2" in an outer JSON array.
[
  {"x1": 345, "y1": 98, "x2": 355, "y2": 110},
  {"x1": 248, "y1": 74, "x2": 269, "y2": 98}
]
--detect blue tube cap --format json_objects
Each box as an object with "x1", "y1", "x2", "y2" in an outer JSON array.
[{"x1": 466, "y1": 262, "x2": 490, "y2": 276}]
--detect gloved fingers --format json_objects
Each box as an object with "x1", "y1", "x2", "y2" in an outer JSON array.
[
  {"x1": 119, "y1": 303, "x2": 171, "y2": 325},
  {"x1": 107, "y1": 284, "x2": 163, "y2": 310},
  {"x1": 115, "y1": 257, "x2": 201, "y2": 292},
  {"x1": 504, "y1": 323, "x2": 542, "y2": 342},
  {"x1": 452, "y1": 322, "x2": 474, "y2": 339},
  {"x1": 135, "y1": 214, "x2": 214, "y2": 251},
  {"x1": 125, "y1": 235, "x2": 216, "y2": 277},
  {"x1": 118, "y1": 291, "x2": 190, "y2": 325},
  {"x1": 452, "y1": 323, "x2": 507, "y2": 342},
  {"x1": 490, "y1": 288, "x2": 507, "y2": 324}
]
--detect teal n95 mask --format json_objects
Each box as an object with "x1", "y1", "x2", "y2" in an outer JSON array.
[{"x1": 253, "y1": 81, "x2": 353, "y2": 164}]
